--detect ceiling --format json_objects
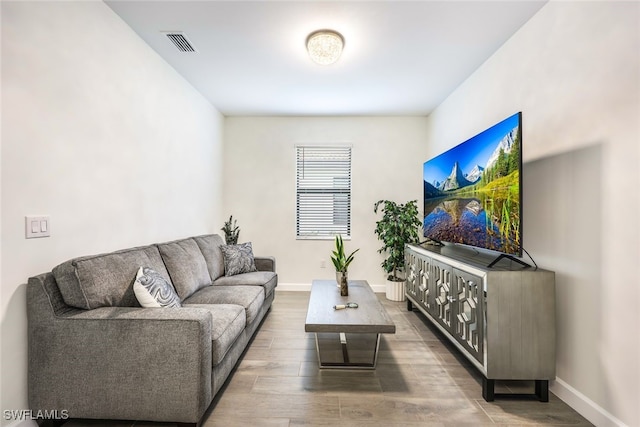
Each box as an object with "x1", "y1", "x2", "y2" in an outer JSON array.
[{"x1": 105, "y1": 1, "x2": 547, "y2": 116}]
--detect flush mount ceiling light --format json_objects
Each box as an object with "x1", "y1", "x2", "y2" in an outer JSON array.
[{"x1": 306, "y1": 30, "x2": 344, "y2": 65}]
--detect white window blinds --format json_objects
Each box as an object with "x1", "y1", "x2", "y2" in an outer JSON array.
[{"x1": 296, "y1": 146, "x2": 352, "y2": 239}]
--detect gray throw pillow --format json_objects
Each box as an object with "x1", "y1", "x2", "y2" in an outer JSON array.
[
  {"x1": 220, "y1": 242, "x2": 257, "y2": 276},
  {"x1": 133, "y1": 267, "x2": 182, "y2": 308}
]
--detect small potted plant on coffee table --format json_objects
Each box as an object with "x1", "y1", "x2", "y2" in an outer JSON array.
[{"x1": 330, "y1": 234, "x2": 359, "y2": 296}]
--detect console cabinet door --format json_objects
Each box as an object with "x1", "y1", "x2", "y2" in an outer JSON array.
[
  {"x1": 452, "y1": 268, "x2": 484, "y2": 363},
  {"x1": 432, "y1": 259, "x2": 453, "y2": 331},
  {"x1": 418, "y1": 255, "x2": 433, "y2": 313},
  {"x1": 405, "y1": 250, "x2": 420, "y2": 303},
  {"x1": 405, "y1": 251, "x2": 433, "y2": 314}
]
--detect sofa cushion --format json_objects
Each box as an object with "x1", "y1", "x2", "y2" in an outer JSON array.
[
  {"x1": 186, "y1": 303, "x2": 246, "y2": 366},
  {"x1": 220, "y1": 242, "x2": 257, "y2": 276},
  {"x1": 157, "y1": 238, "x2": 211, "y2": 300},
  {"x1": 213, "y1": 271, "x2": 277, "y2": 298},
  {"x1": 53, "y1": 245, "x2": 171, "y2": 309},
  {"x1": 192, "y1": 234, "x2": 225, "y2": 281},
  {"x1": 183, "y1": 285, "x2": 264, "y2": 325},
  {"x1": 133, "y1": 267, "x2": 182, "y2": 308}
]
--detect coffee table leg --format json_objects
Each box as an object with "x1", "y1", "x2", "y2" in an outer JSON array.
[
  {"x1": 340, "y1": 332, "x2": 350, "y2": 363},
  {"x1": 372, "y1": 333, "x2": 381, "y2": 367},
  {"x1": 314, "y1": 333, "x2": 321, "y2": 368},
  {"x1": 315, "y1": 333, "x2": 382, "y2": 369}
]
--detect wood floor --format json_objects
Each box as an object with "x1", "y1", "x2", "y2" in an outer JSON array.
[{"x1": 63, "y1": 290, "x2": 592, "y2": 427}]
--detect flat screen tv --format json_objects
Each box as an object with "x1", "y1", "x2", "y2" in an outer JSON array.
[{"x1": 423, "y1": 112, "x2": 522, "y2": 257}]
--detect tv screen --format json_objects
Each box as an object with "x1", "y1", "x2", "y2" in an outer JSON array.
[{"x1": 423, "y1": 112, "x2": 522, "y2": 256}]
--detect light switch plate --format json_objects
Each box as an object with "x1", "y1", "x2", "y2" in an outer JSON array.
[{"x1": 26, "y1": 215, "x2": 50, "y2": 238}]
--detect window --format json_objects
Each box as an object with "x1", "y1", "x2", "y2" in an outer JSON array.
[{"x1": 296, "y1": 145, "x2": 352, "y2": 239}]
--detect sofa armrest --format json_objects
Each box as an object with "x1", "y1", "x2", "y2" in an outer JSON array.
[
  {"x1": 254, "y1": 256, "x2": 276, "y2": 272},
  {"x1": 27, "y1": 277, "x2": 212, "y2": 423}
]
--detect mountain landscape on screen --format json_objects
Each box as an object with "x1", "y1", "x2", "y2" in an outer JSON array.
[{"x1": 422, "y1": 113, "x2": 522, "y2": 256}]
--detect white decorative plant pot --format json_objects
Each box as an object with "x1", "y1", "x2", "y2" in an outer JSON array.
[{"x1": 386, "y1": 279, "x2": 406, "y2": 301}]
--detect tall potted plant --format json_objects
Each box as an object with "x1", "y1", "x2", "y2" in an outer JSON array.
[{"x1": 374, "y1": 200, "x2": 422, "y2": 301}]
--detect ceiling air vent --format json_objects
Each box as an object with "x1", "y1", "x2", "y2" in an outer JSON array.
[{"x1": 163, "y1": 32, "x2": 197, "y2": 53}]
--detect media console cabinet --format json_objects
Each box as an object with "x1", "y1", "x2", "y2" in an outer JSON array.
[{"x1": 404, "y1": 243, "x2": 556, "y2": 401}]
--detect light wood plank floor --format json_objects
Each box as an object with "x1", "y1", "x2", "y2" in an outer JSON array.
[{"x1": 63, "y1": 291, "x2": 592, "y2": 427}]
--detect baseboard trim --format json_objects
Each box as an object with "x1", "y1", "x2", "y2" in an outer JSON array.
[
  {"x1": 551, "y1": 378, "x2": 628, "y2": 427},
  {"x1": 276, "y1": 282, "x2": 386, "y2": 293}
]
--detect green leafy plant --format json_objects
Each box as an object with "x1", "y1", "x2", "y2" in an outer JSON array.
[
  {"x1": 374, "y1": 200, "x2": 422, "y2": 281},
  {"x1": 221, "y1": 215, "x2": 240, "y2": 245},
  {"x1": 330, "y1": 235, "x2": 359, "y2": 273}
]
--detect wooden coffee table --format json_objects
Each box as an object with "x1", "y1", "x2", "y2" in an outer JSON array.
[{"x1": 305, "y1": 280, "x2": 396, "y2": 369}]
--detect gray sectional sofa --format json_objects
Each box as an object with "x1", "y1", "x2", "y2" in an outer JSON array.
[{"x1": 27, "y1": 234, "x2": 277, "y2": 426}]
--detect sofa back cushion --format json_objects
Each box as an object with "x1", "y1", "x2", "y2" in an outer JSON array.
[
  {"x1": 192, "y1": 234, "x2": 226, "y2": 281},
  {"x1": 53, "y1": 245, "x2": 171, "y2": 310},
  {"x1": 157, "y1": 238, "x2": 211, "y2": 300}
]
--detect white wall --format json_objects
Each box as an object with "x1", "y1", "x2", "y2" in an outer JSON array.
[
  {"x1": 425, "y1": 1, "x2": 639, "y2": 426},
  {"x1": 223, "y1": 117, "x2": 428, "y2": 289},
  {"x1": 0, "y1": 2, "x2": 224, "y2": 425}
]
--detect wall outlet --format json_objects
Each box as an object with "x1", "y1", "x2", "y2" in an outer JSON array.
[
  {"x1": 320, "y1": 260, "x2": 326, "y2": 268},
  {"x1": 26, "y1": 215, "x2": 50, "y2": 239}
]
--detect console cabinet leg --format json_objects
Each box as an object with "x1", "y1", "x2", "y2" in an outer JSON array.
[
  {"x1": 482, "y1": 378, "x2": 495, "y2": 402},
  {"x1": 535, "y1": 380, "x2": 549, "y2": 402},
  {"x1": 407, "y1": 299, "x2": 413, "y2": 311}
]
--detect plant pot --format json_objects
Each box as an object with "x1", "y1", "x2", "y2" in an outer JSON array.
[
  {"x1": 336, "y1": 271, "x2": 348, "y2": 296},
  {"x1": 386, "y1": 279, "x2": 406, "y2": 301}
]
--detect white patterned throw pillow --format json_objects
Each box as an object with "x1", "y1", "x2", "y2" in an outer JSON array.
[
  {"x1": 133, "y1": 267, "x2": 182, "y2": 308},
  {"x1": 220, "y1": 242, "x2": 257, "y2": 276}
]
